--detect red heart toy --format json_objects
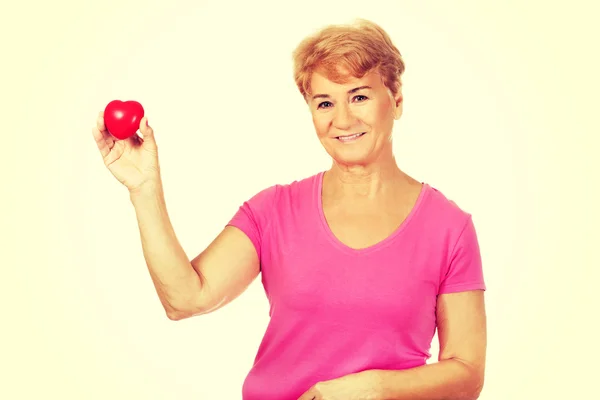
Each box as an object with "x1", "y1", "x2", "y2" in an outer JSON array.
[{"x1": 104, "y1": 100, "x2": 145, "y2": 140}]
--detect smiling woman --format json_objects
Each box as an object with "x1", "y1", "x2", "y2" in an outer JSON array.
[
  {"x1": 92, "y1": 17, "x2": 487, "y2": 400},
  {"x1": 294, "y1": 20, "x2": 405, "y2": 169},
  {"x1": 306, "y1": 70, "x2": 402, "y2": 167}
]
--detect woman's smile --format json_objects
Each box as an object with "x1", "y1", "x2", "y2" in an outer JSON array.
[{"x1": 336, "y1": 132, "x2": 366, "y2": 142}]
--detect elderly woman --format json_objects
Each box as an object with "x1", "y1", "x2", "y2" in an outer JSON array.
[{"x1": 93, "y1": 18, "x2": 486, "y2": 400}]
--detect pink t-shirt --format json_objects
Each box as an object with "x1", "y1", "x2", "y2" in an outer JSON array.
[{"x1": 227, "y1": 171, "x2": 486, "y2": 400}]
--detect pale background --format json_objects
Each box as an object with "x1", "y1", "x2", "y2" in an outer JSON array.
[{"x1": 2, "y1": 0, "x2": 598, "y2": 398}]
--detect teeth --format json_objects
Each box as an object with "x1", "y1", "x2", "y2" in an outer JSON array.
[{"x1": 338, "y1": 132, "x2": 363, "y2": 140}]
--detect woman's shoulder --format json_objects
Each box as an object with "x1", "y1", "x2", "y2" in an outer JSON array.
[
  {"x1": 420, "y1": 182, "x2": 476, "y2": 227},
  {"x1": 242, "y1": 171, "x2": 322, "y2": 206},
  {"x1": 278, "y1": 171, "x2": 322, "y2": 194}
]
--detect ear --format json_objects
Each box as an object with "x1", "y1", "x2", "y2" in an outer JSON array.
[
  {"x1": 390, "y1": 80, "x2": 403, "y2": 119},
  {"x1": 393, "y1": 91, "x2": 404, "y2": 120}
]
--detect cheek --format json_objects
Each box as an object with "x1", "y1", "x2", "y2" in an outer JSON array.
[
  {"x1": 367, "y1": 102, "x2": 394, "y2": 130},
  {"x1": 312, "y1": 114, "x2": 332, "y2": 137},
  {"x1": 353, "y1": 101, "x2": 386, "y2": 122},
  {"x1": 375, "y1": 101, "x2": 394, "y2": 120}
]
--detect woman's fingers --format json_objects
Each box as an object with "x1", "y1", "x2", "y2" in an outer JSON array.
[
  {"x1": 93, "y1": 112, "x2": 153, "y2": 164},
  {"x1": 103, "y1": 141, "x2": 124, "y2": 166},
  {"x1": 93, "y1": 111, "x2": 116, "y2": 158},
  {"x1": 93, "y1": 126, "x2": 116, "y2": 158},
  {"x1": 138, "y1": 117, "x2": 156, "y2": 146},
  {"x1": 93, "y1": 127, "x2": 108, "y2": 157},
  {"x1": 96, "y1": 111, "x2": 107, "y2": 133}
]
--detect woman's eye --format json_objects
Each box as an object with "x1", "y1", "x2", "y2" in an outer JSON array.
[{"x1": 317, "y1": 96, "x2": 366, "y2": 109}]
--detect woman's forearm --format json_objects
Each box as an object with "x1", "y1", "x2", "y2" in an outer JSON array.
[
  {"x1": 129, "y1": 182, "x2": 204, "y2": 319},
  {"x1": 362, "y1": 359, "x2": 484, "y2": 400}
]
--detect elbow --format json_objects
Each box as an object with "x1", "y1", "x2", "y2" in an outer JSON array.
[
  {"x1": 162, "y1": 287, "x2": 227, "y2": 321},
  {"x1": 463, "y1": 368, "x2": 485, "y2": 400},
  {"x1": 164, "y1": 298, "x2": 216, "y2": 321},
  {"x1": 455, "y1": 381, "x2": 483, "y2": 400},
  {"x1": 164, "y1": 301, "x2": 190, "y2": 320},
  {"x1": 164, "y1": 300, "x2": 205, "y2": 321},
  {"x1": 166, "y1": 309, "x2": 190, "y2": 321},
  {"x1": 463, "y1": 386, "x2": 483, "y2": 400},
  {"x1": 465, "y1": 389, "x2": 483, "y2": 400},
  {"x1": 472, "y1": 381, "x2": 485, "y2": 400},
  {"x1": 452, "y1": 359, "x2": 485, "y2": 400},
  {"x1": 165, "y1": 304, "x2": 209, "y2": 321},
  {"x1": 469, "y1": 366, "x2": 485, "y2": 399}
]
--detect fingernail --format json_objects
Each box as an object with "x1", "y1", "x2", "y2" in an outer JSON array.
[{"x1": 145, "y1": 118, "x2": 149, "y2": 126}]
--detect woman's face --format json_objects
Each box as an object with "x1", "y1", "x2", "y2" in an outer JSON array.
[{"x1": 307, "y1": 69, "x2": 403, "y2": 167}]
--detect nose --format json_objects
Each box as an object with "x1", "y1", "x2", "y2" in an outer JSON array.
[{"x1": 332, "y1": 103, "x2": 357, "y2": 130}]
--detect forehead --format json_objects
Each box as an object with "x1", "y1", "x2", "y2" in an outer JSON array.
[{"x1": 309, "y1": 69, "x2": 384, "y2": 95}]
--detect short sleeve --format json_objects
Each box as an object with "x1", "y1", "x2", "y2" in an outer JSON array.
[
  {"x1": 226, "y1": 184, "x2": 279, "y2": 264},
  {"x1": 438, "y1": 215, "x2": 486, "y2": 294}
]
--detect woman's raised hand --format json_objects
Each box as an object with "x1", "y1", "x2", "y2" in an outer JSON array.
[{"x1": 92, "y1": 112, "x2": 161, "y2": 193}]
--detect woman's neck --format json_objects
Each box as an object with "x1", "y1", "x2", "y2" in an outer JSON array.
[{"x1": 324, "y1": 157, "x2": 414, "y2": 200}]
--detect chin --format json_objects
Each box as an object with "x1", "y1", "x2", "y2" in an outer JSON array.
[
  {"x1": 329, "y1": 150, "x2": 374, "y2": 167},
  {"x1": 320, "y1": 135, "x2": 381, "y2": 166}
]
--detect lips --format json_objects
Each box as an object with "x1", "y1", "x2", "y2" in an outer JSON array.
[{"x1": 336, "y1": 132, "x2": 366, "y2": 142}]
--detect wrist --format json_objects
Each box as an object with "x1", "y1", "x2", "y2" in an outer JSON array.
[
  {"x1": 356, "y1": 370, "x2": 384, "y2": 400},
  {"x1": 129, "y1": 180, "x2": 163, "y2": 204}
]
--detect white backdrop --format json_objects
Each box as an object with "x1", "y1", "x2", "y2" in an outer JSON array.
[{"x1": 2, "y1": 0, "x2": 598, "y2": 398}]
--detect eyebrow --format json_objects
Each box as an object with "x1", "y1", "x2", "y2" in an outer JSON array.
[{"x1": 311, "y1": 85, "x2": 372, "y2": 100}]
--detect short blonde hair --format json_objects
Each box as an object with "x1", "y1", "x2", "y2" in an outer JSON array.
[{"x1": 292, "y1": 18, "x2": 405, "y2": 99}]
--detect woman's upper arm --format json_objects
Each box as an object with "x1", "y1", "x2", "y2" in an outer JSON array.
[
  {"x1": 436, "y1": 213, "x2": 487, "y2": 373},
  {"x1": 186, "y1": 184, "x2": 278, "y2": 316},
  {"x1": 436, "y1": 290, "x2": 487, "y2": 376},
  {"x1": 189, "y1": 225, "x2": 261, "y2": 314}
]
